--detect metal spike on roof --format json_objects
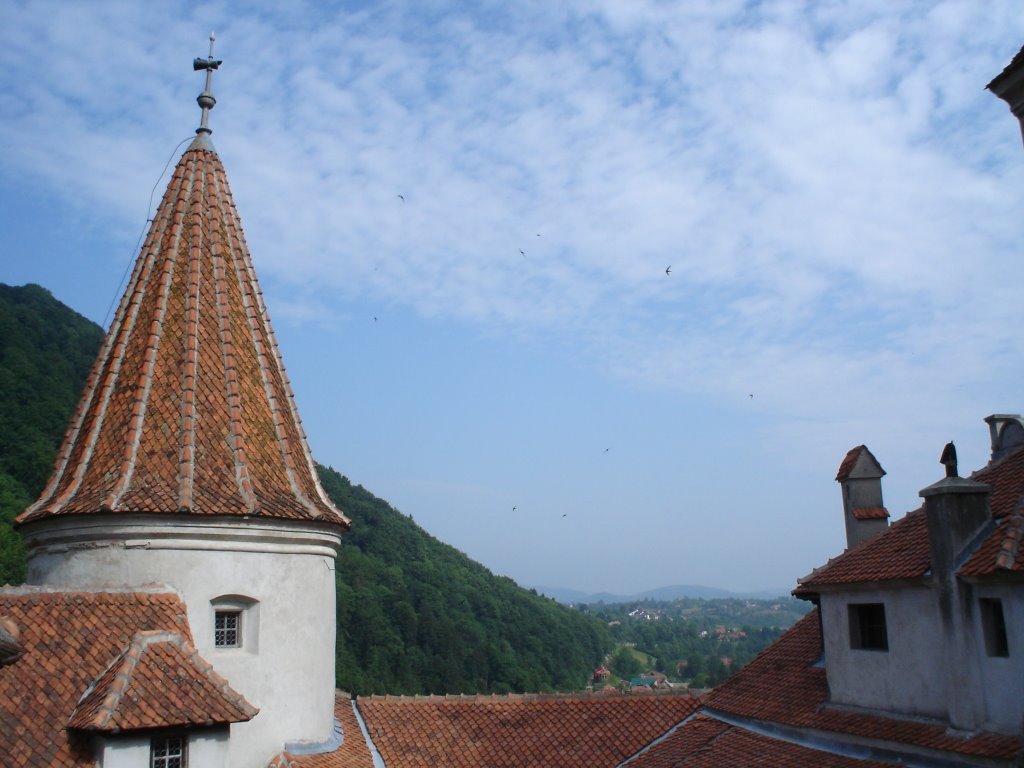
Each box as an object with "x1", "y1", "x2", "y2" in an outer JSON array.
[{"x1": 191, "y1": 33, "x2": 222, "y2": 150}]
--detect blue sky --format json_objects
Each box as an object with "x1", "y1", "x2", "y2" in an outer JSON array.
[{"x1": 2, "y1": 1, "x2": 1023, "y2": 595}]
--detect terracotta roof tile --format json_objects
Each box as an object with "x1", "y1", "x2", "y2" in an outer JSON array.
[
  {"x1": 0, "y1": 586, "x2": 193, "y2": 767},
  {"x1": 851, "y1": 506, "x2": 888, "y2": 520},
  {"x1": 67, "y1": 630, "x2": 256, "y2": 732},
  {"x1": 706, "y1": 611, "x2": 1021, "y2": 762},
  {"x1": 622, "y1": 714, "x2": 893, "y2": 768},
  {"x1": 970, "y1": 444, "x2": 1024, "y2": 520},
  {"x1": 356, "y1": 692, "x2": 702, "y2": 768},
  {"x1": 268, "y1": 693, "x2": 375, "y2": 768},
  {"x1": 959, "y1": 510, "x2": 1024, "y2": 576},
  {"x1": 796, "y1": 509, "x2": 931, "y2": 591},
  {"x1": 835, "y1": 446, "x2": 884, "y2": 481},
  {"x1": 18, "y1": 146, "x2": 348, "y2": 529}
]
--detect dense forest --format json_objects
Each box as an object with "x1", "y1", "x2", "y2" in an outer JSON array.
[
  {"x1": 0, "y1": 284, "x2": 105, "y2": 585},
  {"x1": 0, "y1": 282, "x2": 611, "y2": 694}
]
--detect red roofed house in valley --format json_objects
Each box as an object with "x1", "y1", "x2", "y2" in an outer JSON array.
[{"x1": 3, "y1": 39, "x2": 1024, "y2": 768}]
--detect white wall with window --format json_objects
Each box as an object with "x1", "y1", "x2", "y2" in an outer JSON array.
[
  {"x1": 95, "y1": 727, "x2": 229, "y2": 768},
  {"x1": 23, "y1": 515, "x2": 341, "y2": 768},
  {"x1": 820, "y1": 586, "x2": 947, "y2": 718},
  {"x1": 973, "y1": 584, "x2": 1023, "y2": 732}
]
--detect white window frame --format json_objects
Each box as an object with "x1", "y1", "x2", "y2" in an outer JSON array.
[{"x1": 210, "y1": 595, "x2": 259, "y2": 653}]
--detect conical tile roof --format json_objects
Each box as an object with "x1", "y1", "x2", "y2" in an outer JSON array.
[{"x1": 19, "y1": 144, "x2": 349, "y2": 528}]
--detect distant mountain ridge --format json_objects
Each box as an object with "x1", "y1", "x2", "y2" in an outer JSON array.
[{"x1": 532, "y1": 583, "x2": 794, "y2": 604}]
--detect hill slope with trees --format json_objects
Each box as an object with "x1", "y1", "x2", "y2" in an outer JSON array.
[
  {"x1": 0, "y1": 282, "x2": 611, "y2": 693},
  {"x1": 0, "y1": 283, "x2": 105, "y2": 584}
]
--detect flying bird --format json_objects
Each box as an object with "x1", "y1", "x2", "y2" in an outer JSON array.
[
  {"x1": 397, "y1": 194, "x2": 405, "y2": 201},
  {"x1": 665, "y1": 266, "x2": 672, "y2": 275},
  {"x1": 512, "y1": 505, "x2": 517, "y2": 512},
  {"x1": 603, "y1": 448, "x2": 609, "y2": 453},
  {"x1": 562, "y1": 513, "x2": 568, "y2": 518},
  {"x1": 520, "y1": 249, "x2": 525, "y2": 256}
]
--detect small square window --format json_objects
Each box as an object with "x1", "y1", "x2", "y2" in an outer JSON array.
[
  {"x1": 151, "y1": 734, "x2": 186, "y2": 768},
  {"x1": 980, "y1": 598, "x2": 1009, "y2": 657},
  {"x1": 849, "y1": 603, "x2": 888, "y2": 651},
  {"x1": 214, "y1": 610, "x2": 241, "y2": 648}
]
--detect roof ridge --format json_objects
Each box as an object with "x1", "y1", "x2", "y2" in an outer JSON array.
[{"x1": 358, "y1": 690, "x2": 699, "y2": 703}]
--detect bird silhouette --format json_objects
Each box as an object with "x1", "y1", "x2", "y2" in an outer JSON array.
[
  {"x1": 512, "y1": 505, "x2": 517, "y2": 512},
  {"x1": 562, "y1": 513, "x2": 568, "y2": 518},
  {"x1": 665, "y1": 266, "x2": 672, "y2": 275},
  {"x1": 603, "y1": 448, "x2": 609, "y2": 453},
  {"x1": 520, "y1": 249, "x2": 525, "y2": 256},
  {"x1": 397, "y1": 194, "x2": 405, "y2": 201}
]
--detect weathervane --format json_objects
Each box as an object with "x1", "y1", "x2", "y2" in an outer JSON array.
[{"x1": 193, "y1": 32, "x2": 222, "y2": 137}]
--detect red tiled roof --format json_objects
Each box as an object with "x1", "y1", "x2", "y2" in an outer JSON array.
[
  {"x1": 0, "y1": 586, "x2": 193, "y2": 768},
  {"x1": 959, "y1": 510, "x2": 1024, "y2": 576},
  {"x1": 795, "y1": 509, "x2": 931, "y2": 591},
  {"x1": 970, "y1": 444, "x2": 1024, "y2": 521},
  {"x1": 356, "y1": 692, "x2": 702, "y2": 768},
  {"x1": 706, "y1": 611, "x2": 1020, "y2": 762},
  {"x1": 799, "y1": 444, "x2": 1024, "y2": 591},
  {"x1": 18, "y1": 145, "x2": 348, "y2": 529},
  {"x1": 622, "y1": 714, "x2": 893, "y2": 768},
  {"x1": 268, "y1": 693, "x2": 374, "y2": 768},
  {"x1": 67, "y1": 630, "x2": 255, "y2": 732},
  {"x1": 852, "y1": 506, "x2": 888, "y2": 520}
]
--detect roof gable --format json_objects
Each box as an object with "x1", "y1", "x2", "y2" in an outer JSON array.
[
  {"x1": 0, "y1": 586, "x2": 193, "y2": 768},
  {"x1": 68, "y1": 630, "x2": 256, "y2": 732}
]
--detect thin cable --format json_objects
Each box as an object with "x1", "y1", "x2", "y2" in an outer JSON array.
[{"x1": 101, "y1": 135, "x2": 195, "y2": 329}]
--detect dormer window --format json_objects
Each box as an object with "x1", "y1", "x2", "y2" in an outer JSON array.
[
  {"x1": 214, "y1": 610, "x2": 241, "y2": 648},
  {"x1": 980, "y1": 598, "x2": 1009, "y2": 657},
  {"x1": 848, "y1": 603, "x2": 888, "y2": 651}
]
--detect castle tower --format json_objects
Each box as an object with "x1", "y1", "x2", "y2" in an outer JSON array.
[{"x1": 15, "y1": 39, "x2": 350, "y2": 766}]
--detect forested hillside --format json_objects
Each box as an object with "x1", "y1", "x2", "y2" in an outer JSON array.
[
  {"x1": 0, "y1": 284, "x2": 105, "y2": 584},
  {"x1": 0, "y1": 281, "x2": 611, "y2": 694},
  {"x1": 320, "y1": 467, "x2": 610, "y2": 694}
]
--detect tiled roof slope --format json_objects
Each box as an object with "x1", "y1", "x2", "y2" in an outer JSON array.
[
  {"x1": 705, "y1": 611, "x2": 1020, "y2": 762},
  {"x1": 621, "y1": 714, "x2": 892, "y2": 768},
  {"x1": 19, "y1": 145, "x2": 348, "y2": 528},
  {"x1": 0, "y1": 586, "x2": 192, "y2": 768},
  {"x1": 268, "y1": 693, "x2": 374, "y2": 768},
  {"x1": 798, "y1": 444, "x2": 1024, "y2": 590},
  {"x1": 795, "y1": 508, "x2": 931, "y2": 590},
  {"x1": 357, "y1": 692, "x2": 702, "y2": 768},
  {"x1": 67, "y1": 630, "x2": 256, "y2": 732}
]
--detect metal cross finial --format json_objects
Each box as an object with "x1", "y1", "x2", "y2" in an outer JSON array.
[{"x1": 193, "y1": 32, "x2": 222, "y2": 137}]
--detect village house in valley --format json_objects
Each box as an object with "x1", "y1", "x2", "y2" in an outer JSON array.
[{"x1": 1, "y1": 41, "x2": 1023, "y2": 768}]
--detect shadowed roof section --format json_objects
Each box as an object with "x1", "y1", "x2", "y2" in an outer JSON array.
[
  {"x1": 18, "y1": 145, "x2": 348, "y2": 528},
  {"x1": 356, "y1": 692, "x2": 702, "y2": 768}
]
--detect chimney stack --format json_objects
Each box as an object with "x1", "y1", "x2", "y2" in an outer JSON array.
[
  {"x1": 987, "y1": 45, "x2": 1024, "y2": 147},
  {"x1": 835, "y1": 446, "x2": 889, "y2": 549},
  {"x1": 983, "y1": 414, "x2": 1024, "y2": 462}
]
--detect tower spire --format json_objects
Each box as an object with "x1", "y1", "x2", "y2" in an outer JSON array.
[{"x1": 191, "y1": 33, "x2": 222, "y2": 149}]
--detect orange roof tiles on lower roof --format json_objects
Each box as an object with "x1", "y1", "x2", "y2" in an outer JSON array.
[
  {"x1": 971, "y1": 443, "x2": 1024, "y2": 521},
  {"x1": 621, "y1": 714, "x2": 894, "y2": 768},
  {"x1": 67, "y1": 630, "x2": 256, "y2": 733},
  {"x1": 267, "y1": 693, "x2": 375, "y2": 768},
  {"x1": 959, "y1": 510, "x2": 1024, "y2": 576},
  {"x1": 705, "y1": 611, "x2": 1021, "y2": 763},
  {"x1": 0, "y1": 585, "x2": 193, "y2": 768},
  {"x1": 356, "y1": 691, "x2": 702, "y2": 768}
]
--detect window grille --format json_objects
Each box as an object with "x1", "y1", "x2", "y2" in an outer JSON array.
[
  {"x1": 151, "y1": 734, "x2": 186, "y2": 768},
  {"x1": 214, "y1": 610, "x2": 241, "y2": 648}
]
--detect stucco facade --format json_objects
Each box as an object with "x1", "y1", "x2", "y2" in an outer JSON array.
[{"x1": 21, "y1": 515, "x2": 342, "y2": 767}]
